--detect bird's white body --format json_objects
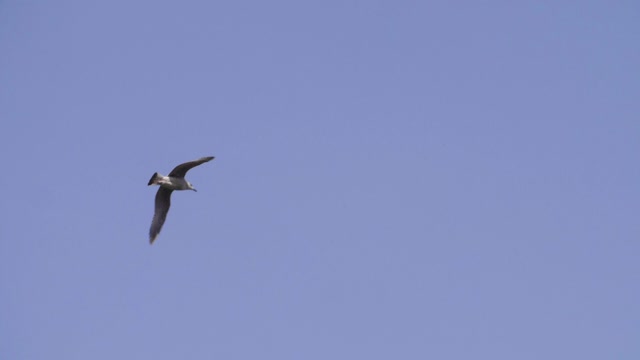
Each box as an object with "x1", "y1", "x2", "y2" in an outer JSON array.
[{"x1": 151, "y1": 173, "x2": 194, "y2": 191}]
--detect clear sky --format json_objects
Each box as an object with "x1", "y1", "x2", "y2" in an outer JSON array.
[{"x1": 1, "y1": 1, "x2": 638, "y2": 359}]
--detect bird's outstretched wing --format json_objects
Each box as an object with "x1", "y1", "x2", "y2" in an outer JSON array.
[
  {"x1": 149, "y1": 187, "x2": 173, "y2": 244},
  {"x1": 168, "y1": 156, "x2": 215, "y2": 178}
]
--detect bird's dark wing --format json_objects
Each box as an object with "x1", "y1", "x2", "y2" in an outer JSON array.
[
  {"x1": 149, "y1": 187, "x2": 173, "y2": 244},
  {"x1": 168, "y1": 156, "x2": 215, "y2": 178}
]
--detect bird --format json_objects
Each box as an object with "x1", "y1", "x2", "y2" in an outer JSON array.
[{"x1": 147, "y1": 156, "x2": 215, "y2": 244}]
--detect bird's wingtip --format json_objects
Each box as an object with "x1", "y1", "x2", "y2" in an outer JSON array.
[{"x1": 149, "y1": 231, "x2": 158, "y2": 244}]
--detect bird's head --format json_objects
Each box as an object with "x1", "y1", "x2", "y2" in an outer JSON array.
[{"x1": 188, "y1": 182, "x2": 197, "y2": 192}]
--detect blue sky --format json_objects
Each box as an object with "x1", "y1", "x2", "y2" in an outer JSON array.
[{"x1": 1, "y1": 1, "x2": 639, "y2": 359}]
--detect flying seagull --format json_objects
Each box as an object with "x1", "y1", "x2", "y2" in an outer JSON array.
[{"x1": 147, "y1": 156, "x2": 215, "y2": 244}]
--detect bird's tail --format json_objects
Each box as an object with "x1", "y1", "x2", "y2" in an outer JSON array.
[{"x1": 148, "y1": 172, "x2": 160, "y2": 186}]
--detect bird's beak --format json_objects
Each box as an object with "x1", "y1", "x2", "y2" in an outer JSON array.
[{"x1": 192, "y1": 188, "x2": 197, "y2": 192}]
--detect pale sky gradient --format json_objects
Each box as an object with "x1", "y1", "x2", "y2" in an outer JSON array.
[{"x1": 1, "y1": 1, "x2": 639, "y2": 359}]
